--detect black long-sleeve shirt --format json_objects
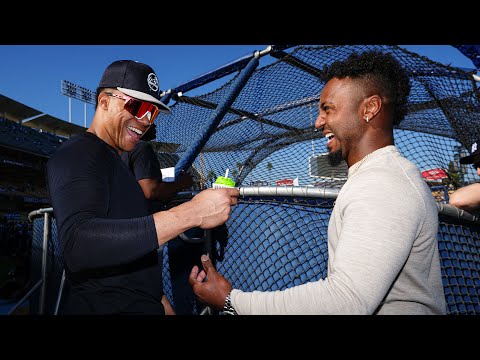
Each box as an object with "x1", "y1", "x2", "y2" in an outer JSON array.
[{"x1": 46, "y1": 132, "x2": 163, "y2": 314}]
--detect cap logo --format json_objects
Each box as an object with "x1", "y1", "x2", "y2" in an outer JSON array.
[
  {"x1": 147, "y1": 73, "x2": 159, "y2": 92},
  {"x1": 472, "y1": 142, "x2": 478, "y2": 153}
]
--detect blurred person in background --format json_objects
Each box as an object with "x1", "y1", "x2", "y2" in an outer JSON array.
[{"x1": 449, "y1": 139, "x2": 480, "y2": 214}]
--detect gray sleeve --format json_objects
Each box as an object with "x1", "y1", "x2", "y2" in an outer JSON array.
[{"x1": 231, "y1": 167, "x2": 427, "y2": 314}]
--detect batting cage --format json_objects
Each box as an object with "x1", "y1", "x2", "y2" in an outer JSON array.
[{"x1": 26, "y1": 45, "x2": 480, "y2": 315}]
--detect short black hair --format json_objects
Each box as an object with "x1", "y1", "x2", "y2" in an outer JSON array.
[{"x1": 324, "y1": 50, "x2": 411, "y2": 126}]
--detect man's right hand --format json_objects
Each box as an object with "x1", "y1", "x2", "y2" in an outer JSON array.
[
  {"x1": 190, "y1": 188, "x2": 239, "y2": 229},
  {"x1": 153, "y1": 187, "x2": 239, "y2": 246},
  {"x1": 189, "y1": 254, "x2": 232, "y2": 309}
]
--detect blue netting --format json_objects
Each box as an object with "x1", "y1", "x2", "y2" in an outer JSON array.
[
  {"x1": 30, "y1": 200, "x2": 480, "y2": 315},
  {"x1": 26, "y1": 45, "x2": 480, "y2": 315}
]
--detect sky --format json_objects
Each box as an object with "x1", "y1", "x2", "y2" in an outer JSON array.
[{"x1": 0, "y1": 45, "x2": 476, "y2": 128}]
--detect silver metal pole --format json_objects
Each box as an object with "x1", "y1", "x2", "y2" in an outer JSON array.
[
  {"x1": 437, "y1": 203, "x2": 479, "y2": 222},
  {"x1": 258, "y1": 45, "x2": 273, "y2": 57},
  {"x1": 84, "y1": 102, "x2": 87, "y2": 127},
  {"x1": 54, "y1": 270, "x2": 66, "y2": 315},
  {"x1": 69, "y1": 97, "x2": 72, "y2": 123},
  {"x1": 239, "y1": 185, "x2": 340, "y2": 199},
  {"x1": 200, "y1": 306, "x2": 213, "y2": 315},
  {"x1": 39, "y1": 212, "x2": 51, "y2": 315},
  {"x1": 7, "y1": 280, "x2": 42, "y2": 315},
  {"x1": 28, "y1": 207, "x2": 53, "y2": 222}
]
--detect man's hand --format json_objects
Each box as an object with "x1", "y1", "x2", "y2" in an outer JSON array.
[
  {"x1": 189, "y1": 254, "x2": 232, "y2": 309},
  {"x1": 190, "y1": 188, "x2": 239, "y2": 229},
  {"x1": 153, "y1": 188, "x2": 238, "y2": 246}
]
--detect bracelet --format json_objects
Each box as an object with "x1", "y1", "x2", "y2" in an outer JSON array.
[{"x1": 223, "y1": 291, "x2": 237, "y2": 315}]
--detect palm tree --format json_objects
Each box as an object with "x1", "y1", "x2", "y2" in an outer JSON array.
[
  {"x1": 207, "y1": 169, "x2": 216, "y2": 187},
  {"x1": 447, "y1": 161, "x2": 461, "y2": 189},
  {"x1": 265, "y1": 162, "x2": 273, "y2": 184}
]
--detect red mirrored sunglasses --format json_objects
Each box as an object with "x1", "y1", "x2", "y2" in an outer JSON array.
[{"x1": 104, "y1": 92, "x2": 160, "y2": 125}]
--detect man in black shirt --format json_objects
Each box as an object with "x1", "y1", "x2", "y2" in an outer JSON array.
[
  {"x1": 121, "y1": 125, "x2": 193, "y2": 213},
  {"x1": 47, "y1": 60, "x2": 239, "y2": 314}
]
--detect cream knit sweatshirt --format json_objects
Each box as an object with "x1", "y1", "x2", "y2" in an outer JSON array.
[{"x1": 231, "y1": 146, "x2": 446, "y2": 315}]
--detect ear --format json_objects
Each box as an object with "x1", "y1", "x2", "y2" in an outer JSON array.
[
  {"x1": 363, "y1": 95, "x2": 381, "y2": 122},
  {"x1": 98, "y1": 92, "x2": 110, "y2": 111}
]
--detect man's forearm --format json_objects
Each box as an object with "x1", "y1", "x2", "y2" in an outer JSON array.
[
  {"x1": 450, "y1": 183, "x2": 480, "y2": 212},
  {"x1": 153, "y1": 201, "x2": 201, "y2": 245}
]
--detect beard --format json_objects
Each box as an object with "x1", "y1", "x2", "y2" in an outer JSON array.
[{"x1": 327, "y1": 149, "x2": 344, "y2": 167}]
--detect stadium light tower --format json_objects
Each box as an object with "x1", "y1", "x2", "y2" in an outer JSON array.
[{"x1": 61, "y1": 80, "x2": 96, "y2": 127}]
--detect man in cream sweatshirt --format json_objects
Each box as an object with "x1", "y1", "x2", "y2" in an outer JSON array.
[{"x1": 189, "y1": 50, "x2": 446, "y2": 315}]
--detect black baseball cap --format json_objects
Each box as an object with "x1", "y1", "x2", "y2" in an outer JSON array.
[
  {"x1": 99, "y1": 60, "x2": 170, "y2": 113},
  {"x1": 460, "y1": 139, "x2": 480, "y2": 164}
]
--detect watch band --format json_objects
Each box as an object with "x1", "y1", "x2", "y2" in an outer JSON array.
[{"x1": 223, "y1": 291, "x2": 237, "y2": 315}]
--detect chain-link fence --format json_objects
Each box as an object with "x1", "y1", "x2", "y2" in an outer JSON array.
[
  {"x1": 28, "y1": 197, "x2": 480, "y2": 315},
  {"x1": 23, "y1": 45, "x2": 480, "y2": 315}
]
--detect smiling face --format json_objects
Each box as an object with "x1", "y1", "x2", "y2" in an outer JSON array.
[
  {"x1": 315, "y1": 77, "x2": 367, "y2": 167},
  {"x1": 96, "y1": 90, "x2": 152, "y2": 153}
]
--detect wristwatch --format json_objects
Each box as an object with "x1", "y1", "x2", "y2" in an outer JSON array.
[{"x1": 223, "y1": 291, "x2": 237, "y2": 315}]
